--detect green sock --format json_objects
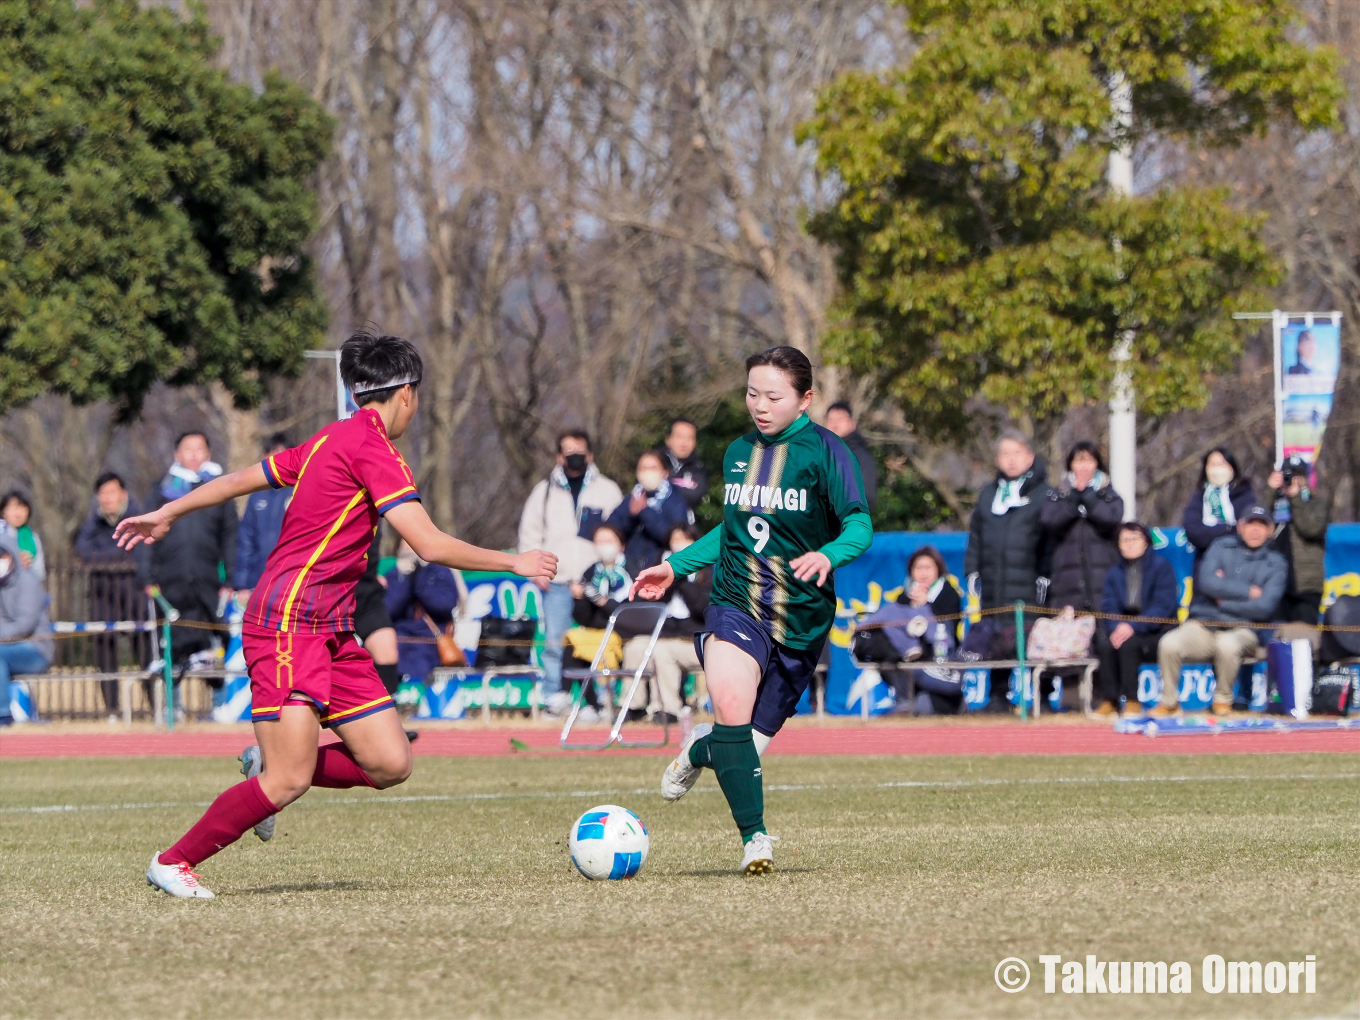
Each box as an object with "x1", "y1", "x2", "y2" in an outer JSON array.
[
  {"x1": 708, "y1": 722, "x2": 764, "y2": 843},
  {"x1": 687, "y1": 733, "x2": 712, "y2": 768}
]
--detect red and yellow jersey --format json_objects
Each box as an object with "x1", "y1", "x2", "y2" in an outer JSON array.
[{"x1": 244, "y1": 408, "x2": 420, "y2": 634}]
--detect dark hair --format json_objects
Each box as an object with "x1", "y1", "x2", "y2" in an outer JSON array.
[
  {"x1": 557, "y1": 429, "x2": 592, "y2": 453},
  {"x1": 174, "y1": 430, "x2": 210, "y2": 451},
  {"x1": 340, "y1": 330, "x2": 424, "y2": 406},
  {"x1": 1065, "y1": 440, "x2": 1106, "y2": 473},
  {"x1": 1198, "y1": 446, "x2": 1242, "y2": 487},
  {"x1": 906, "y1": 545, "x2": 948, "y2": 582},
  {"x1": 1117, "y1": 521, "x2": 1153, "y2": 549},
  {"x1": 667, "y1": 417, "x2": 696, "y2": 435},
  {"x1": 0, "y1": 490, "x2": 31, "y2": 517},
  {"x1": 591, "y1": 523, "x2": 625, "y2": 544},
  {"x1": 827, "y1": 401, "x2": 853, "y2": 417},
  {"x1": 746, "y1": 345, "x2": 813, "y2": 395},
  {"x1": 670, "y1": 523, "x2": 700, "y2": 544},
  {"x1": 265, "y1": 432, "x2": 291, "y2": 452},
  {"x1": 94, "y1": 472, "x2": 127, "y2": 492}
]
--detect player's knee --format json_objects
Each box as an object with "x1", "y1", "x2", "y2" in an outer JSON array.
[
  {"x1": 366, "y1": 752, "x2": 412, "y2": 789},
  {"x1": 262, "y1": 769, "x2": 313, "y2": 808}
]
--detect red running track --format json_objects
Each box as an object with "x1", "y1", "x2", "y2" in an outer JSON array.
[{"x1": 2, "y1": 724, "x2": 1358, "y2": 758}]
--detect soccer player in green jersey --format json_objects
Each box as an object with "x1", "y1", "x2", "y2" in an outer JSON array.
[{"x1": 629, "y1": 346, "x2": 873, "y2": 874}]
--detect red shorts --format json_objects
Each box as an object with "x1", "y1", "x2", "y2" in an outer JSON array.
[{"x1": 242, "y1": 623, "x2": 393, "y2": 728}]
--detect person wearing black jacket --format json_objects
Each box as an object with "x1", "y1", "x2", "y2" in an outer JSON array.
[
  {"x1": 825, "y1": 402, "x2": 879, "y2": 512},
  {"x1": 1040, "y1": 441, "x2": 1125, "y2": 612},
  {"x1": 145, "y1": 432, "x2": 237, "y2": 676},
  {"x1": 1094, "y1": 522, "x2": 1178, "y2": 716},
  {"x1": 1181, "y1": 446, "x2": 1256, "y2": 582},
  {"x1": 75, "y1": 473, "x2": 151, "y2": 715},
  {"x1": 963, "y1": 432, "x2": 1053, "y2": 709},
  {"x1": 658, "y1": 418, "x2": 709, "y2": 512},
  {"x1": 620, "y1": 524, "x2": 712, "y2": 723}
]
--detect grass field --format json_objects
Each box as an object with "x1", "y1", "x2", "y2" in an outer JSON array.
[{"x1": 2, "y1": 751, "x2": 1359, "y2": 1019}]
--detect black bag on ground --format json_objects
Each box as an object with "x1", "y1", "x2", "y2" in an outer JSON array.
[
  {"x1": 474, "y1": 615, "x2": 536, "y2": 667},
  {"x1": 852, "y1": 627, "x2": 903, "y2": 664},
  {"x1": 1320, "y1": 595, "x2": 1360, "y2": 664},
  {"x1": 1311, "y1": 669, "x2": 1355, "y2": 716}
]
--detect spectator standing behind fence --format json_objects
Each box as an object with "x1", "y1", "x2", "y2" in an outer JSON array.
[
  {"x1": 1182, "y1": 446, "x2": 1256, "y2": 583},
  {"x1": 383, "y1": 540, "x2": 459, "y2": 684},
  {"x1": 1153, "y1": 505, "x2": 1286, "y2": 717},
  {"x1": 233, "y1": 434, "x2": 292, "y2": 596},
  {"x1": 963, "y1": 432, "x2": 1052, "y2": 710},
  {"x1": 518, "y1": 430, "x2": 623, "y2": 715},
  {"x1": 76, "y1": 473, "x2": 151, "y2": 719},
  {"x1": 658, "y1": 418, "x2": 709, "y2": 512},
  {"x1": 146, "y1": 431, "x2": 237, "y2": 679},
  {"x1": 618, "y1": 524, "x2": 711, "y2": 724},
  {"x1": 0, "y1": 528, "x2": 53, "y2": 726},
  {"x1": 1094, "y1": 522, "x2": 1178, "y2": 717},
  {"x1": 607, "y1": 450, "x2": 693, "y2": 573},
  {"x1": 1041, "y1": 442, "x2": 1124, "y2": 613},
  {"x1": 824, "y1": 402, "x2": 879, "y2": 512},
  {"x1": 1, "y1": 491, "x2": 45, "y2": 581},
  {"x1": 1268, "y1": 457, "x2": 1329, "y2": 623}
]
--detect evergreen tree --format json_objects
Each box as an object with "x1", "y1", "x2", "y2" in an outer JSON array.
[
  {"x1": 0, "y1": 0, "x2": 331, "y2": 415},
  {"x1": 804, "y1": 0, "x2": 1342, "y2": 448}
]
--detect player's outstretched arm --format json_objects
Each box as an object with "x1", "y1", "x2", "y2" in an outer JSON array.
[
  {"x1": 384, "y1": 501, "x2": 557, "y2": 580},
  {"x1": 629, "y1": 562, "x2": 674, "y2": 601},
  {"x1": 114, "y1": 465, "x2": 270, "y2": 551}
]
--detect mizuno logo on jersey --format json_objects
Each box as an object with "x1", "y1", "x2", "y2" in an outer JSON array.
[
  {"x1": 725, "y1": 483, "x2": 807, "y2": 512},
  {"x1": 734, "y1": 461, "x2": 747, "y2": 469}
]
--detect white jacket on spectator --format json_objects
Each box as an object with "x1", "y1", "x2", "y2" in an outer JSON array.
[{"x1": 518, "y1": 465, "x2": 623, "y2": 583}]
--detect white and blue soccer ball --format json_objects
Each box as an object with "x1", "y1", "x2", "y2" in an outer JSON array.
[{"x1": 569, "y1": 804, "x2": 649, "y2": 880}]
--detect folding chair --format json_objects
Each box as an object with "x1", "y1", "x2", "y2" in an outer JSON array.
[{"x1": 559, "y1": 603, "x2": 671, "y2": 750}]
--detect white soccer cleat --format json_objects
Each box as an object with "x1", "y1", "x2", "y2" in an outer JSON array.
[
  {"x1": 146, "y1": 853, "x2": 215, "y2": 899},
  {"x1": 660, "y1": 722, "x2": 712, "y2": 802},
  {"x1": 238, "y1": 746, "x2": 275, "y2": 842},
  {"x1": 741, "y1": 832, "x2": 778, "y2": 876}
]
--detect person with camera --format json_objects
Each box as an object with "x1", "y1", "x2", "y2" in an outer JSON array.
[{"x1": 1268, "y1": 457, "x2": 1329, "y2": 624}]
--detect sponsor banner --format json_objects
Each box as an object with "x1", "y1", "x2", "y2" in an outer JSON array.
[{"x1": 1274, "y1": 311, "x2": 1342, "y2": 471}]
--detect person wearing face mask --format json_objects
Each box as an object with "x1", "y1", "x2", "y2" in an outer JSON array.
[
  {"x1": 962, "y1": 431, "x2": 1053, "y2": 710},
  {"x1": 617, "y1": 524, "x2": 712, "y2": 723},
  {"x1": 606, "y1": 450, "x2": 695, "y2": 574},
  {"x1": 563, "y1": 525, "x2": 634, "y2": 720},
  {"x1": 1181, "y1": 446, "x2": 1256, "y2": 583},
  {"x1": 518, "y1": 430, "x2": 623, "y2": 715},
  {"x1": 1040, "y1": 441, "x2": 1124, "y2": 613},
  {"x1": 0, "y1": 529, "x2": 53, "y2": 726},
  {"x1": 76, "y1": 472, "x2": 152, "y2": 718}
]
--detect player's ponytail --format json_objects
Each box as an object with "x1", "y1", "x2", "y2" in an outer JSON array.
[{"x1": 745, "y1": 346, "x2": 812, "y2": 396}]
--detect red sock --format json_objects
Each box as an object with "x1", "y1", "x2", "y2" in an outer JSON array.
[
  {"x1": 311, "y1": 743, "x2": 377, "y2": 789},
  {"x1": 159, "y1": 776, "x2": 278, "y2": 867}
]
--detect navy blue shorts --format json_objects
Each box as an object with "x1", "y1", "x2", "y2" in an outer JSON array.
[{"x1": 693, "y1": 604, "x2": 824, "y2": 738}]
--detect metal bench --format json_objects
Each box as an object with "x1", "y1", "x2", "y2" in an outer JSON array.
[{"x1": 849, "y1": 653, "x2": 1098, "y2": 717}]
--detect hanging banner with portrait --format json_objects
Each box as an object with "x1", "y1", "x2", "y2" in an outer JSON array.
[{"x1": 1273, "y1": 310, "x2": 1342, "y2": 475}]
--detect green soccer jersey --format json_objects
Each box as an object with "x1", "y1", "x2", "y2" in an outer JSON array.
[{"x1": 705, "y1": 414, "x2": 868, "y2": 648}]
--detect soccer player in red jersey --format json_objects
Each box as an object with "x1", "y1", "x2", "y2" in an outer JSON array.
[{"x1": 118, "y1": 332, "x2": 557, "y2": 898}]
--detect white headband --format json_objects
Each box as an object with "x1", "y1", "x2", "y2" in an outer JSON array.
[{"x1": 352, "y1": 376, "x2": 419, "y2": 396}]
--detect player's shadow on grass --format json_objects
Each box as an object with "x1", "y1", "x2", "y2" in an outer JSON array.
[
  {"x1": 228, "y1": 879, "x2": 376, "y2": 896},
  {"x1": 674, "y1": 867, "x2": 816, "y2": 877}
]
